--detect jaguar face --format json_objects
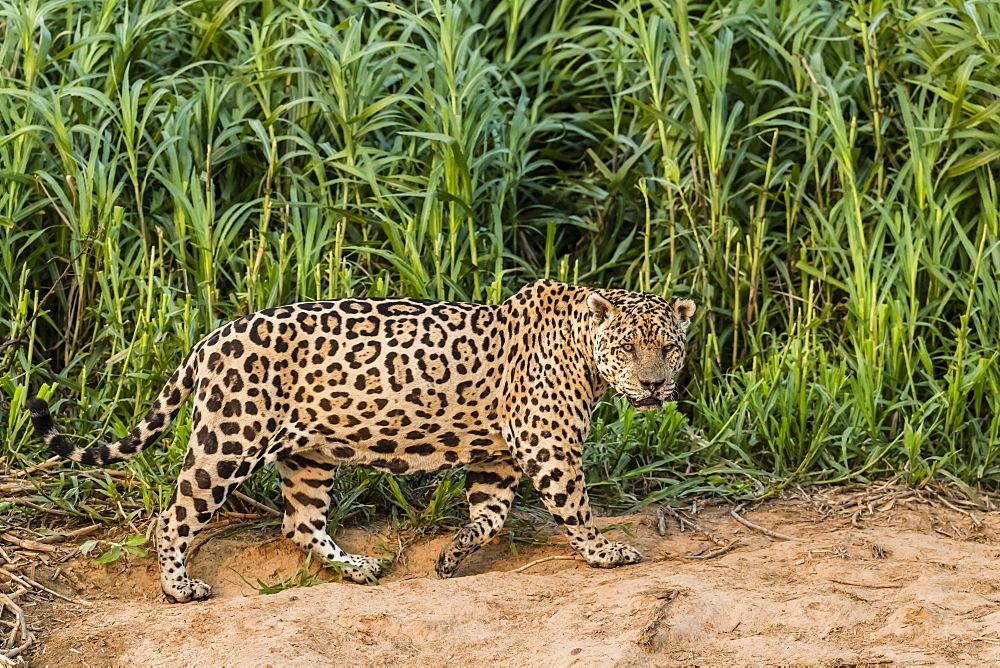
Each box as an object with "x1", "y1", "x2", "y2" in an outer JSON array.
[{"x1": 588, "y1": 292, "x2": 695, "y2": 410}]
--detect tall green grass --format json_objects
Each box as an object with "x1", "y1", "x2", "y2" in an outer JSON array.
[{"x1": 1, "y1": 0, "x2": 998, "y2": 520}]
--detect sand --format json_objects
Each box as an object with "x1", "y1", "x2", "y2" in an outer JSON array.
[{"x1": 28, "y1": 490, "x2": 1000, "y2": 666}]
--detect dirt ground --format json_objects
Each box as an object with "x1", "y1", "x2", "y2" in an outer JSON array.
[{"x1": 23, "y1": 489, "x2": 1000, "y2": 666}]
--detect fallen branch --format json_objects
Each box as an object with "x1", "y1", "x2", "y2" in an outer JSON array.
[
  {"x1": 656, "y1": 507, "x2": 668, "y2": 536},
  {"x1": 0, "y1": 481, "x2": 60, "y2": 494},
  {"x1": 731, "y1": 502, "x2": 801, "y2": 541},
  {"x1": 219, "y1": 511, "x2": 265, "y2": 520},
  {"x1": 509, "y1": 555, "x2": 585, "y2": 573},
  {"x1": 187, "y1": 520, "x2": 247, "y2": 561},
  {"x1": 840, "y1": 489, "x2": 917, "y2": 512},
  {"x1": 637, "y1": 589, "x2": 680, "y2": 650},
  {"x1": 0, "y1": 591, "x2": 22, "y2": 616},
  {"x1": 2, "y1": 638, "x2": 33, "y2": 662},
  {"x1": 9, "y1": 456, "x2": 61, "y2": 476},
  {"x1": 0, "y1": 636, "x2": 35, "y2": 666}
]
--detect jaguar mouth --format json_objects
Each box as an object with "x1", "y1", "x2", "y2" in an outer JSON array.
[{"x1": 628, "y1": 396, "x2": 662, "y2": 410}]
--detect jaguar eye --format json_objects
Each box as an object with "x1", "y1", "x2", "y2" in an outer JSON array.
[{"x1": 622, "y1": 343, "x2": 634, "y2": 353}]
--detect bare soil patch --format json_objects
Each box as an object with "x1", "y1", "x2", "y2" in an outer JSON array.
[{"x1": 23, "y1": 490, "x2": 1000, "y2": 666}]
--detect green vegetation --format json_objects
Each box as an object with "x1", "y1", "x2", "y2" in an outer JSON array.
[{"x1": 1, "y1": 0, "x2": 998, "y2": 530}]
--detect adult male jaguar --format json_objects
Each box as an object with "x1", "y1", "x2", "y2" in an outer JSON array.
[{"x1": 29, "y1": 279, "x2": 695, "y2": 602}]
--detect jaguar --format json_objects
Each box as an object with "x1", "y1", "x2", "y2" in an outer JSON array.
[{"x1": 28, "y1": 279, "x2": 695, "y2": 602}]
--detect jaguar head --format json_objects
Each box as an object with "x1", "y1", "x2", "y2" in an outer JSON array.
[{"x1": 588, "y1": 291, "x2": 696, "y2": 411}]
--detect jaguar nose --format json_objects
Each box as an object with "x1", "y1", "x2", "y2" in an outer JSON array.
[{"x1": 639, "y1": 378, "x2": 665, "y2": 393}]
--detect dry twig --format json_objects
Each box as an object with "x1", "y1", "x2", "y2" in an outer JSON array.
[
  {"x1": 0, "y1": 498, "x2": 70, "y2": 516},
  {"x1": 661, "y1": 505, "x2": 728, "y2": 546},
  {"x1": 231, "y1": 491, "x2": 281, "y2": 518},
  {"x1": 936, "y1": 493, "x2": 983, "y2": 528},
  {"x1": 35, "y1": 525, "x2": 101, "y2": 544},
  {"x1": 187, "y1": 520, "x2": 247, "y2": 561},
  {"x1": 1, "y1": 534, "x2": 62, "y2": 553},
  {"x1": 7, "y1": 457, "x2": 61, "y2": 477},
  {"x1": 731, "y1": 502, "x2": 801, "y2": 541},
  {"x1": 828, "y1": 578, "x2": 906, "y2": 589},
  {"x1": 684, "y1": 542, "x2": 740, "y2": 560},
  {"x1": 509, "y1": 555, "x2": 585, "y2": 573},
  {"x1": 656, "y1": 507, "x2": 668, "y2": 536}
]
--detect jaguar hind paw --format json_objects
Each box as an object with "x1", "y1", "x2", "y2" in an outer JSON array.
[
  {"x1": 164, "y1": 577, "x2": 213, "y2": 603},
  {"x1": 584, "y1": 541, "x2": 644, "y2": 568}
]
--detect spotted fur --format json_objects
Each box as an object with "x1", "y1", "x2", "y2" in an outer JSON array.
[{"x1": 28, "y1": 280, "x2": 695, "y2": 602}]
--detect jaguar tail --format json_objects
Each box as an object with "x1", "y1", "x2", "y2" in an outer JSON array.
[{"x1": 27, "y1": 349, "x2": 200, "y2": 466}]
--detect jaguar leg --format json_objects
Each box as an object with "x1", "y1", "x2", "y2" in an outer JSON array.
[
  {"x1": 158, "y1": 427, "x2": 266, "y2": 602},
  {"x1": 436, "y1": 457, "x2": 519, "y2": 578},
  {"x1": 277, "y1": 452, "x2": 383, "y2": 583},
  {"x1": 510, "y1": 432, "x2": 643, "y2": 569}
]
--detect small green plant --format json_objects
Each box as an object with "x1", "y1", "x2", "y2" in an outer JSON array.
[
  {"x1": 502, "y1": 517, "x2": 555, "y2": 558},
  {"x1": 372, "y1": 535, "x2": 400, "y2": 572},
  {"x1": 79, "y1": 535, "x2": 149, "y2": 565},
  {"x1": 385, "y1": 472, "x2": 467, "y2": 534},
  {"x1": 600, "y1": 522, "x2": 636, "y2": 538},
  {"x1": 234, "y1": 554, "x2": 337, "y2": 595}
]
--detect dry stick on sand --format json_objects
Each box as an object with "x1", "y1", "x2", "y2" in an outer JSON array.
[
  {"x1": 656, "y1": 507, "x2": 669, "y2": 536},
  {"x1": 685, "y1": 542, "x2": 740, "y2": 560},
  {"x1": 829, "y1": 578, "x2": 906, "y2": 589},
  {"x1": 936, "y1": 494, "x2": 983, "y2": 528},
  {"x1": 731, "y1": 502, "x2": 802, "y2": 541},
  {"x1": 658, "y1": 506, "x2": 739, "y2": 560},
  {"x1": 509, "y1": 555, "x2": 585, "y2": 573},
  {"x1": 637, "y1": 589, "x2": 680, "y2": 651},
  {"x1": 0, "y1": 581, "x2": 35, "y2": 660},
  {"x1": 186, "y1": 519, "x2": 249, "y2": 561},
  {"x1": 841, "y1": 489, "x2": 917, "y2": 513}
]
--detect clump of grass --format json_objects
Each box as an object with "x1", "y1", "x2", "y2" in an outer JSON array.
[{"x1": 1, "y1": 0, "x2": 997, "y2": 530}]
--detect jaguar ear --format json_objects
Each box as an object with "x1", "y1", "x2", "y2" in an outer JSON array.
[
  {"x1": 587, "y1": 293, "x2": 617, "y2": 326},
  {"x1": 673, "y1": 298, "x2": 696, "y2": 330}
]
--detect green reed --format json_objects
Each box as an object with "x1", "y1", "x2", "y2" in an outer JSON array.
[{"x1": 0, "y1": 0, "x2": 997, "y2": 524}]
